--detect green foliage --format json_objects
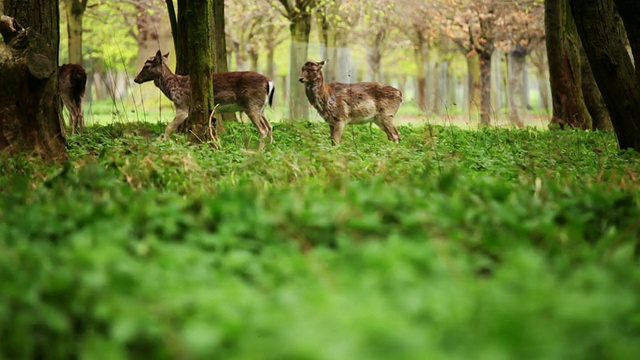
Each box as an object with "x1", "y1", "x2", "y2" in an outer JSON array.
[{"x1": 1, "y1": 122, "x2": 640, "y2": 359}]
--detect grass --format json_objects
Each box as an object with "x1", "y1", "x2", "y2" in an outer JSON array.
[{"x1": 1, "y1": 120, "x2": 640, "y2": 359}]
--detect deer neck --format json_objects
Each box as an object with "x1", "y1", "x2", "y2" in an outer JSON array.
[
  {"x1": 155, "y1": 63, "x2": 185, "y2": 103},
  {"x1": 305, "y1": 76, "x2": 331, "y2": 115}
]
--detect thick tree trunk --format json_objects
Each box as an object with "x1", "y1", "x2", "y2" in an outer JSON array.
[
  {"x1": 288, "y1": 14, "x2": 312, "y2": 120},
  {"x1": 479, "y1": 51, "x2": 492, "y2": 126},
  {"x1": 545, "y1": 0, "x2": 592, "y2": 129},
  {"x1": 571, "y1": 0, "x2": 640, "y2": 151},
  {"x1": 466, "y1": 52, "x2": 482, "y2": 120},
  {"x1": 63, "y1": 0, "x2": 86, "y2": 65},
  {"x1": 508, "y1": 47, "x2": 527, "y2": 127},
  {"x1": 0, "y1": 4, "x2": 66, "y2": 160},
  {"x1": 183, "y1": 0, "x2": 215, "y2": 143}
]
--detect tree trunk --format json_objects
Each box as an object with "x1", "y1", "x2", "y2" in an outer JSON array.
[
  {"x1": 174, "y1": 0, "x2": 189, "y2": 75},
  {"x1": 508, "y1": 47, "x2": 527, "y2": 127},
  {"x1": 466, "y1": 52, "x2": 482, "y2": 120},
  {"x1": 545, "y1": 0, "x2": 592, "y2": 129},
  {"x1": 367, "y1": 31, "x2": 383, "y2": 82},
  {"x1": 266, "y1": 24, "x2": 277, "y2": 82},
  {"x1": 63, "y1": 0, "x2": 87, "y2": 65},
  {"x1": 479, "y1": 51, "x2": 492, "y2": 126},
  {"x1": 182, "y1": 0, "x2": 215, "y2": 143},
  {"x1": 579, "y1": 47, "x2": 612, "y2": 131},
  {"x1": 414, "y1": 39, "x2": 427, "y2": 112},
  {"x1": 571, "y1": 0, "x2": 640, "y2": 150},
  {"x1": 0, "y1": 4, "x2": 65, "y2": 160},
  {"x1": 287, "y1": 13, "x2": 312, "y2": 120}
]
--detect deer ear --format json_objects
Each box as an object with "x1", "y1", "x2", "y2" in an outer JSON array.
[
  {"x1": 319, "y1": 59, "x2": 329, "y2": 66},
  {"x1": 163, "y1": 52, "x2": 170, "y2": 59},
  {"x1": 155, "y1": 50, "x2": 162, "y2": 59}
]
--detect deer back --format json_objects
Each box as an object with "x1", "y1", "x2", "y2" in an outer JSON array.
[{"x1": 212, "y1": 71, "x2": 272, "y2": 111}]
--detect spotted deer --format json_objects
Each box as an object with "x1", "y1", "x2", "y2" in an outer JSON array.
[
  {"x1": 59, "y1": 64, "x2": 87, "y2": 135},
  {"x1": 299, "y1": 60, "x2": 402, "y2": 145},
  {"x1": 134, "y1": 50, "x2": 275, "y2": 147}
]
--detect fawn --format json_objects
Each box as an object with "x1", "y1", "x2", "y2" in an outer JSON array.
[{"x1": 59, "y1": 64, "x2": 87, "y2": 135}]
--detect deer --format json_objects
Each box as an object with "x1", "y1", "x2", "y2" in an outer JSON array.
[
  {"x1": 59, "y1": 63, "x2": 87, "y2": 135},
  {"x1": 134, "y1": 50, "x2": 275, "y2": 148},
  {"x1": 298, "y1": 60, "x2": 402, "y2": 145}
]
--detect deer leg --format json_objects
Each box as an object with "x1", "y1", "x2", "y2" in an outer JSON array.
[
  {"x1": 246, "y1": 111, "x2": 269, "y2": 149},
  {"x1": 164, "y1": 108, "x2": 188, "y2": 140},
  {"x1": 329, "y1": 121, "x2": 345, "y2": 145},
  {"x1": 261, "y1": 115, "x2": 273, "y2": 144},
  {"x1": 375, "y1": 117, "x2": 401, "y2": 142}
]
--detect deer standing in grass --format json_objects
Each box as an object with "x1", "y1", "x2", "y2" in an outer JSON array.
[
  {"x1": 134, "y1": 50, "x2": 275, "y2": 147},
  {"x1": 299, "y1": 60, "x2": 402, "y2": 145},
  {"x1": 59, "y1": 64, "x2": 87, "y2": 135}
]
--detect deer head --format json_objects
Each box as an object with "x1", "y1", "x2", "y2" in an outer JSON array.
[
  {"x1": 134, "y1": 50, "x2": 169, "y2": 84},
  {"x1": 298, "y1": 60, "x2": 327, "y2": 85}
]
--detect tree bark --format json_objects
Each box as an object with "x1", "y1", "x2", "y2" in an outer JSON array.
[
  {"x1": 62, "y1": 0, "x2": 87, "y2": 65},
  {"x1": 508, "y1": 46, "x2": 527, "y2": 127},
  {"x1": 571, "y1": 0, "x2": 640, "y2": 151},
  {"x1": 0, "y1": 3, "x2": 66, "y2": 160},
  {"x1": 182, "y1": 0, "x2": 215, "y2": 143},
  {"x1": 545, "y1": 0, "x2": 592, "y2": 129}
]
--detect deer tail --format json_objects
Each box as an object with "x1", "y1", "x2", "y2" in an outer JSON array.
[{"x1": 267, "y1": 80, "x2": 275, "y2": 108}]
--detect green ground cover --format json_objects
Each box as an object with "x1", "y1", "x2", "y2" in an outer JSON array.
[{"x1": 1, "y1": 121, "x2": 639, "y2": 359}]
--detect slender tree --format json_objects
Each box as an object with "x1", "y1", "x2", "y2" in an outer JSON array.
[
  {"x1": 0, "y1": 0, "x2": 66, "y2": 159},
  {"x1": 62, "y1": 0, "x2": 88, "y2": 65}
]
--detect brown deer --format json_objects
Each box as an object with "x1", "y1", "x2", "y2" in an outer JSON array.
[
  {"x1": 134, "y1": 50, "x2": 275, "y2": 147},
  {"x1": 59, "y1": 64, "x2": 87, "y2": 135},
  {"x1": 298, "y1": 60, "x2": 402, "y2": 145}
]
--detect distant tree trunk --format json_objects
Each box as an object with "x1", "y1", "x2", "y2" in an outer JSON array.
[
  {"x1": 182, "y1": 0, "x2": 215, "y2": 143},
  {"x1": 266, "y1": 24, "x2": 277, "y2": 81},
  {"x1": 0, "y1": 3, "x2": 66, "y2": 160},
  {"x1": 367, "y1": 31, "x2": 384, "y2": 82},
  {"x1": 135, "y1": 0, "x2": 173, "y2": 101},
  {"x1": 545, "y1": 0, "x2": 592, "y2": 129},
  {"x1": 479, "y1": 50, "x2": 492, "y2": 126},
  {"x1": 508, "y1": 46, "x2": 527, "y2": 127},
  {"x1": 62, "y1": 0, "x2": 87, "y2": 65},
  {"x1": 287, "y1": 12, "x2": 313, "y2": 120},
  {"x1": 571, "y1": 0, "x2": 640, "y2": 151},
  {"x1": 530, "y1": 47, "x2": 551, "y2": 111},
  {"x1": 414, "y1": 36, "x2": 427, "y2": 112},
  {"x1": 466, "y1": 52, "x2": 482, "y2": 119}
]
